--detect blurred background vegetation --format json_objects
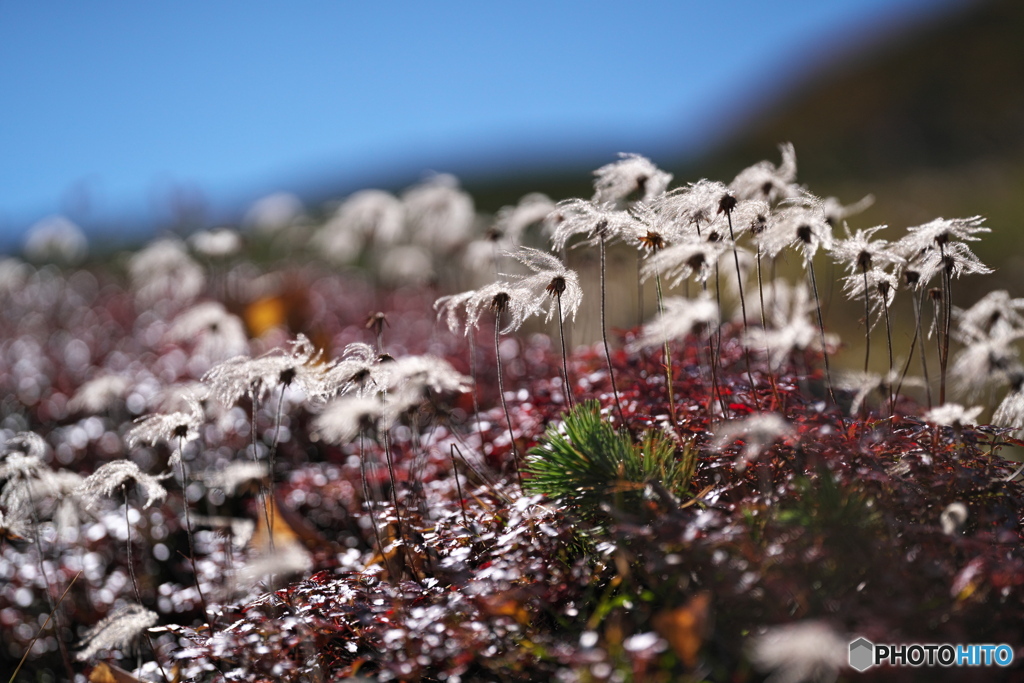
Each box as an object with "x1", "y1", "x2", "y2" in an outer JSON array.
[
  {"x1": 457, "y1": 0, "x2": 1024, "y2": 364},
  {"x1": 6, "y1": 0, "x2": 1023, "y2": 380}
]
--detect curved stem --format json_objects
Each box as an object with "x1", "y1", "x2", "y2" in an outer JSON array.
[
  {"x1": 124, "y1": 489, "x2": 143, "y2": 604},
  {"x1": 24, "y1": 480, "x2": 75, "y2": 681},
  {"x1": 726, "y1": 213, "x2": 761, "y2": 410},
  {"x1": 699, "y1": 277, "x2": 727, "y2": 423},
  {"x1": 360, "y1": 431, "x2": 392, "y2": 578},
  {"x1": 599, "y1": 234, "x2": 626, "y2": 424},
  {"x1": 882, "y1": 292, "x2": 895, "y2": 417},
  {"x1": 450, "y1": 444, "x2": 470, "y2": 528},
  {"x1": 807, "y1": 260, "x2": 838, "y2": 405},
  {"x1": 249, "y1": 394, "x2": 274, "y2": 552},
  {"x1": 862, "y1": 265, "x2": 872, "y2": 374},
  {"x1": 932, "y1": 290, "x2": 945, "y2": 403},
  {"x1": 8, "y1": 571, "x2": 80, "y2": 683},
  {"x1": 495, "y1": 311, "x2": 523, "y2": 486},
  {"x1": 130, "y1": 509, "x2": 174, "y2": 683},
  {"x1": 916, "y1": 290, "x2": 933, "y2": 408},
  {"x1": 176, "y1": 437, "x2": 213, "y2": 632},
  {"x1": 556, "y1": 292, "x2": 574, "y2": 409},
  {"x1": 896, "y1": 290, "x2": 924, "y2": 401},
  {"x1": 709, "y1": 274, "x2": 729, "y2": 420},
  {"x1": 653, "y1": 270, "x2": 676, "y2": 424},
  {"x1": 381, "y1": 428, "x2": 403, "y2": 541},
  {"x1": 939, "y1": 244, "x2": 953, "y2": 406},
  {"x1": 468, "y1": 330, "x2": 485, "y2": 445},
  {"x1": 755, "y1": 246, "x2": 782, "y2": 409},
  {"x1": 714, "y1": 264, "x2": 723, "y2": 364},
  {"x1": 266, "y1": 388, "x2": 288, "y2": 534}
]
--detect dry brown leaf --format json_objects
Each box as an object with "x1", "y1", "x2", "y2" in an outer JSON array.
[
  {"x1": 249, "y1": 492, "x2": 330, "y2": 554},
  {"x1": 88, "y1": 662, "x2": 144, "y2": 683},
  {"x1": 652, "y1": 591, "x2": 712, "y2": 669}
]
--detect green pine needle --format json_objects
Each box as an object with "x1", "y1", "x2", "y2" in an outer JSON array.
[{"x1": 524, "y1": 401, "x2": 697, "y2": 518}]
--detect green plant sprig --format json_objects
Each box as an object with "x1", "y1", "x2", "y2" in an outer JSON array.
[{"x1": 524, "y1": 401, "x2": 698, "y2": 520}]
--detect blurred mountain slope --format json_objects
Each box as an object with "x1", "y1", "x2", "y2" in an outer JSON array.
[
  {"x1": 704, "y1": 0, "x2": 1024, "y2": 181},
  {"x1": 691, "y1": 0, "x2": 1024, "y2": 296},
  {"x1": 464, "y1": 0, "x2": 1024, "y2": 298}
]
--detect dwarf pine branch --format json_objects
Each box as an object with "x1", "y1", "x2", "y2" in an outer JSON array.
[{"x1": 525, "y1": 401, "x2": 697, "y2": 519}]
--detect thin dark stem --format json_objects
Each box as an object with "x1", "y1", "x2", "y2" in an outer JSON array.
[
  {"x1": 726, "y1": 212, "x2": 761, "y2": 410},
  {"x1": 256, "y1": 387, "x2": 288, "y2": 552},
  {"x1": 24, "y1": 481, "x2": 75, "y2": 682},
  {"x1": 712, "y1": 270, "x2": 730, "y2": 420},
  {"x1": 653, "y1": 270, "x2": 677, "y2": 425},
  {"x1": 266, "y1": 388, "x2": 288, "y2": 535},
  {"x1": 142, "y1": 628, "x2": 171, "y2": 683},
  {"x1": 380, "y1": 428, "x2": 404, "y2": 540},
  {"x1": 932, "y1": 290, "x2": 945, "y2": 402},
  {"x1": 599, "y1": 234, "x2": 626, "y2": 424},
  {"x1": 939, "y1": 245, "x2": 953, "y2": 405},
  {"x1": 127, "y1": 488, "x2": 172, "y2": 683},
  {"x1": 124, "y1": 489, "x2": 143, "y2": 605},
  {"x1": 862, "y1": 265, "x2": 872, "y2": 374},
  {"x1": 895, "y1": 292, "x2": 922, "y2": 400},
  {"x1": 8, "y1": 571, "x2": 81, "y2": 683},
  {"x1": 694, "y1": 221, "x2": 727, "y2": 420},
  {"x1": 448, "y1": 430, "x2": 501, "y2": 493},
  {"x1": 249, "y1": 394, "x2": 274, "y2": 552},
  {"x1": 556, "y1": 292, "x2": 574, "y2": 409},
  {"x1": 560, "y1": 245, "x2": 573, "y2": 354},
  {"x1": 713, "y1": 264, "x2": 723, "y2": 362},
  {"x1": 468, "y1": 332, "x2": 486, "y2": 445},
  {"x1": 755, "y1": 247, "x2": 782, "y2": 409},
  {"x1": 176, "y1": 437, "x2": 213, "y2": 633},
  {"x1": 916, "y1": 290, "x2": 933, "y2": 407},
  {"x1": 360, "y1": 431, "x2": 392, "y2": 578},
  {"x1": 881, "y1": 293, "x2": 895, "y2": 417},
  {"x1": 409, "y1": 414, "x2": 431, "y2": 521},
  {"x1": 449, "y1": 444, "x2": 470, "y2": 528},
  {"x1": 807, "y1": 260, "x2": 838, "y2": 405},
  {"x1": 494, "y1": 311, "x2": 523, "y2": 487},
  {"x1": 699, "y1": 277, "x2": 728, "y2": 423}
]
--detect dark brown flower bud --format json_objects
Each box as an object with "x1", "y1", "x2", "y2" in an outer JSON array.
[
  {"x1": 546, "y1": 276, "x2": 566, "y2": 296},
  {"x1": 638, "y1": 230, "x2": 665, "y2": 252},
  {"x1": 717, "y1": 193, "x2": 737, "y2": 215},
  {"x1": 490, "y1": 291, "x2": 511, "y2": 313}
]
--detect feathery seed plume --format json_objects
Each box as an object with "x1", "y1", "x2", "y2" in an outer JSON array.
[
  {"x1": 77, "y1": 603, "x2": 158, "y2": 661},
  {"x1": 77, "y1": 460, "x2": 168, "y2": 511}
]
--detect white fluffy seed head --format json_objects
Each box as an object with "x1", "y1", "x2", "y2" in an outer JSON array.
[
  {"x1": 631, "y1": 295, "x2": 719, "y2": 350},
  {"x1": 77, "y1": 460, "x2": 168, "y2": 511},
  {"x1": 77, "y1": 603, "x2": 158, "y2": 661}
]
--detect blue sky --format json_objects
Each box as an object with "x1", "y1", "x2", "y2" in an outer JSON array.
[{"x1": 0, "y1": 1, "x2": 963, "y2": 248}]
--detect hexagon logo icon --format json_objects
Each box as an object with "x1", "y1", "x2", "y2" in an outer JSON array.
[{"x1": 849, "y1": 637, "x2": 874, "y2": 672}]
